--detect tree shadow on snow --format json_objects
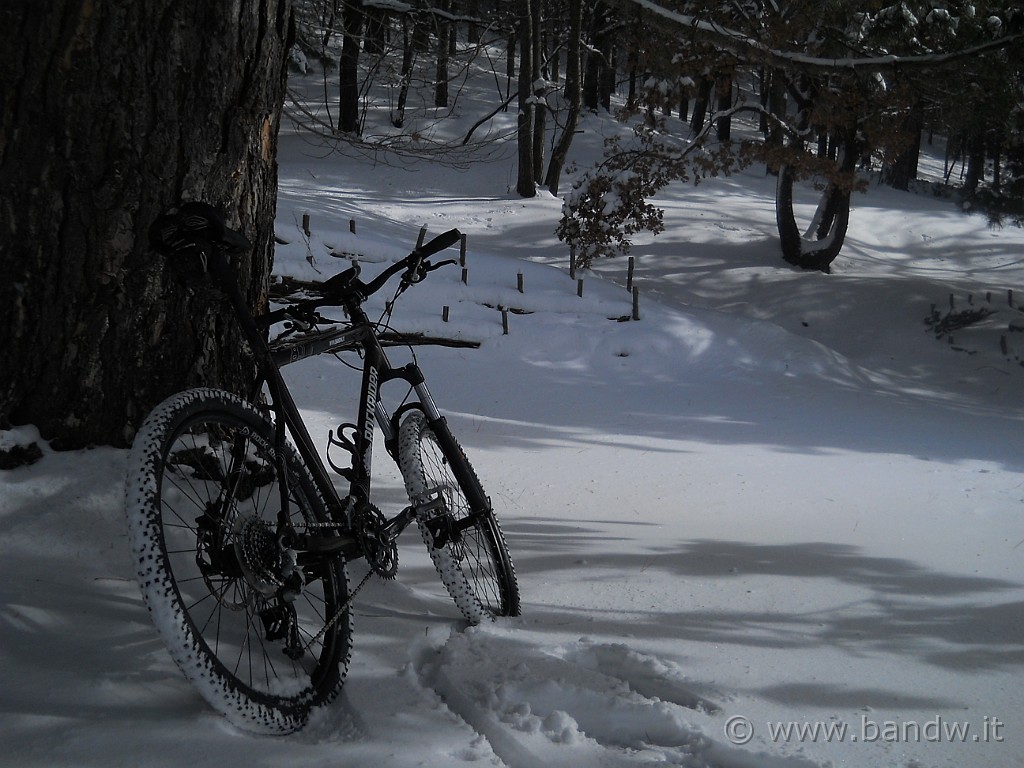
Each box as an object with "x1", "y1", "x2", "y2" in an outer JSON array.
[{"x1": 508, "y1": 533, "x2": 1024, "y2": 680}]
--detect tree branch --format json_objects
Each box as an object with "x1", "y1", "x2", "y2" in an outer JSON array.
[{"x1": 627, "y1": 0, "x2": 1022, "y2": 75}]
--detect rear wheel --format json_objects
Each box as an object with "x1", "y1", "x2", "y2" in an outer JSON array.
[
  {"x1": 398, "y1": 410, "x2": 519, "y2": 622},
  {"x1": 125, "y1": 388, "x2": 352, "y2": 734}
]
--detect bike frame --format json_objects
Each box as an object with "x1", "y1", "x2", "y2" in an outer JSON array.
[
  {"x1": 271, "y1": 300, "x2": 444, "y2": 522},
  {"x1": 217, "y1": 259, "x2": 464, "y2": 561}
]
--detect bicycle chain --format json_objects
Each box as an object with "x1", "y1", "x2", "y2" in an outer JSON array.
[
  {"x1": 294, "y1": 511, "x2": 396, "y2": 651},
  {"x1": 303, "y1": 568, "x2": 372, "y2": 653}
]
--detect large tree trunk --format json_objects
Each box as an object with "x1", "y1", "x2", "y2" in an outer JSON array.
[{"x1": 0, "y1": 0, "x2": 293, "y2": 448}]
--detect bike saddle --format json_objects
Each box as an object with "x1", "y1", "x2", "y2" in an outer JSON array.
[{"x1": 149, "y1": 201, "x2": 252, "y2": 257}]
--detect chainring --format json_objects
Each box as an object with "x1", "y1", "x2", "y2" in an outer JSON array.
[{"x1": 352, "y1": 501, "x2": 399, "y2": 579}]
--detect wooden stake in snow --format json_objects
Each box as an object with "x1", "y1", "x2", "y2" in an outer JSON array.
[
  {"x1": 461, "y1": 267, "x2": 468, "y2": 285},
  {"x1": 302, "y1": 213, "x2": 311, "y2": 236},
  {"x1": 632, "y1": 286, "x2": 640, "y2": 321},
  {"x1": 349, "y1": 219, "x2": 356, "y2": 234},
  {"x1": 517, "y1": 272, "x2": 524, "y2": 293},
  {"x1": 501, "y1": 307, "x2": 509, "y2": 335},
  {"x1": 442, "y1": 306, "x2": 450, "y2": 323},
  {"x1": 577, "y1": 278, "x2": 584, "y2": 298},
  {"x1": 460, "y1": 233, "x2": 467, "y2": 267}
]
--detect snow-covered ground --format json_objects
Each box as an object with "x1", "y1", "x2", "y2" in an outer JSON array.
[{"x1": 3, "y1": 75, "x2": 1023, "y2": 767}]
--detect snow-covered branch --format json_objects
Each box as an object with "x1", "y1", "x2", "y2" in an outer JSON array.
[{"x1": 627, "y1": 0, "x2": 1021, "y2": 75}]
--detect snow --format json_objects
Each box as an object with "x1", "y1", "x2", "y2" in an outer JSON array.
[{"x1": 3, "y1": 75, "x2": 1024, "y2": 768}]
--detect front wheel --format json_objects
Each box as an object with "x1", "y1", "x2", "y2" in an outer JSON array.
[
  {"x1": 125, "y1": 388, "x2": 352, "y2": 734},
  {"x1": 398, "y1": 410, "x2": 520, "y2": 622}
]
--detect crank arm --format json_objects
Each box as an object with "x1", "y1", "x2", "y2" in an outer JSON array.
[{"x1": 381, "y1": 505, "x2": 419, "y2": 540}]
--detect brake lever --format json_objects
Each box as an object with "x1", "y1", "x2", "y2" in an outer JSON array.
[
  {"x1": 404, "y1": 257, "x2": 458, "y2": 285},
  {"x1": 402, "y1": 260, "x2": 426, "y2": 285},
  {"x1": 426, "y1": 258, "x2": 459, "y2": 272}
]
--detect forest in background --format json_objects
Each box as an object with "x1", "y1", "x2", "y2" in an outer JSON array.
[{"x1": 287, "y1": 0, "x2": 1024, "y2": 270}]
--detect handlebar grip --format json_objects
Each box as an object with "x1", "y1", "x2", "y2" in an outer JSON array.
[{"x1": 416, "y1": 228, "x2": 462, "y2": 259}]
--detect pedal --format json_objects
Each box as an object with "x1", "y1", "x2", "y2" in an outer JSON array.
[
  {"x1": 412, "y1": 484, "x2": 449, "y2": 514},
  {"x1": 423, "y1": 514, "x2": 456, "y2": 549},
  {"x1": 414, "y1": 486, "x2": 458, "y2": 548}
]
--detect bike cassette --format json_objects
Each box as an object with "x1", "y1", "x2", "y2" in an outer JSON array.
[{"x1": 353, "y1": 501, "x2": 399, "y2": 579}]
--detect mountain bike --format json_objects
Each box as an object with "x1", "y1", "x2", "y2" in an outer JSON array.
[{"x1": 125, "y1": 202, "x2": 520, "y2": 734}]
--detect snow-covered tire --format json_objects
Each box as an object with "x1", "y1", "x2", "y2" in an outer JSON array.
[
  {"x1": 125, "y1": 388, "x2": 352, "y2": 734},
  {"x1": 397, "y1": 410, "x2": 519, "y2": 622}
]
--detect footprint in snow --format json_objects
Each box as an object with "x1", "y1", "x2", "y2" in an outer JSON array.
[{"x1": 415, "y1": 626, "x2": 820, "y2": 768}]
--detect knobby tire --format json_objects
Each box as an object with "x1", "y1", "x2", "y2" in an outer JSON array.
[
  {"x1": 124, "y1": 388, "x2": 352, "y2": 734},
  {"x1": 397, "y1": 410, "x2": 520, "y2": 623}
]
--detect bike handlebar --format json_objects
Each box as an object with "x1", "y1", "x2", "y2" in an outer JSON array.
[
  {"x1": 362, "y1": 228, "x2": 462, "y2": 297},
  {"x1": 260, "y1": 228, "x2": 463, "y2": 328}
]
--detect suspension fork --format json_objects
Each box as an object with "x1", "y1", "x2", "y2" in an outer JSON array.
[{"x1": 385, "y1": 361, "x2": 490, "y2": 515}]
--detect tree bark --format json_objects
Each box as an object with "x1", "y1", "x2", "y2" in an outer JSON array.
[
  {"x1": 394, "y1": 15, "x2": 416, "y2": 127},
  {"x1": 582, "y1": 2, "x2": 613, "y2": 112},
  {"x1": 690, "y1": 76, "x2": 712, "y2": 132},
  {"x1": 339, "y1": 0, "x2": 364, "y2": 133},
  {"x1": 364, "y1": 6, "x2": 388, "y2": 55},
  {"x1": 515, "y1": 0, "x2": 536, "y2": 197},
  {"x1": 530, "y1": 0, "x2": 545, "y2": 182},
  {"x1": 434, "y1": 0, "x2": 452, "y2": 108},
  {"x1": 715, "y1": 71, "x2": 733, "y2": 141},
  {"x1": 963, "y1": 118, "x2": 986, "y2": 193},
  {"x1": 888, "y1": 100, "x2": 924, "y2": 191},
  {"x1": 0, "y1": 0, "x2": 293, "y2": 447}
]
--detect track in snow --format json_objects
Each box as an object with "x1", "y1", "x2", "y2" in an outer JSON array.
[{"x1": 415, "y1": 624, "x2": 823, "y2": 768}]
